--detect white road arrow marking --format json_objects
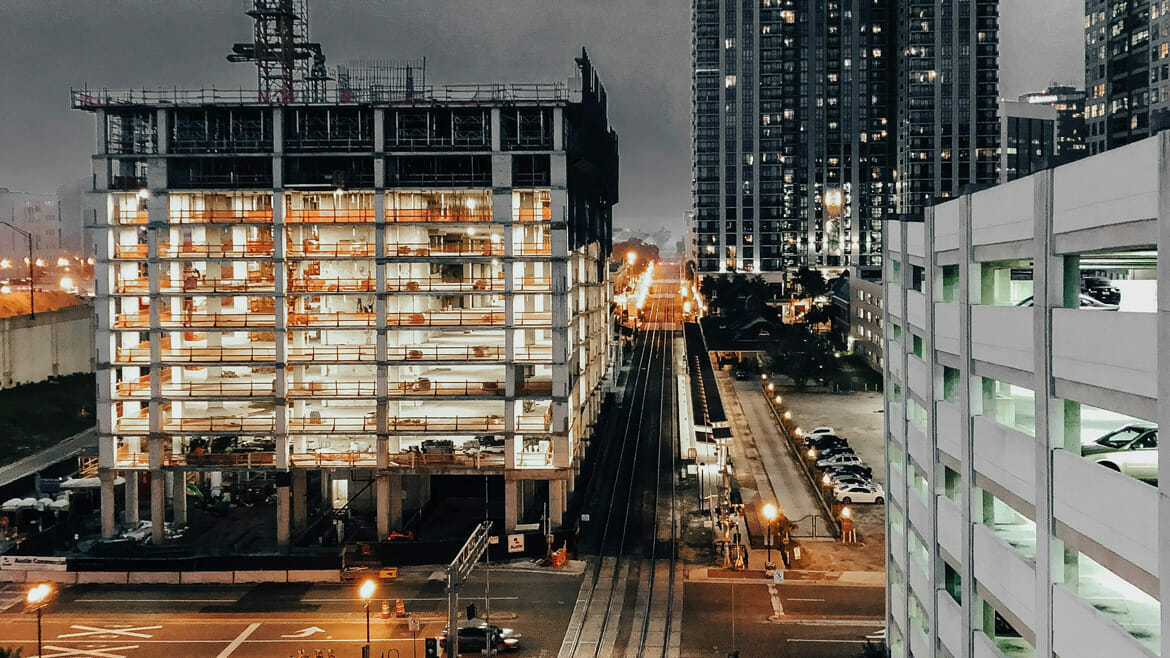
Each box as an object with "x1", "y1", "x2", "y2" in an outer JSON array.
[
  {"x1": 280, "y1": 626, "x2": 326, "y2": 638},
  {"x1": 58, "y1": 624, "x2": 162, "y2": 639},
  {"x1": 36, "y1": 645, "x2": 139, "y2": 658}
]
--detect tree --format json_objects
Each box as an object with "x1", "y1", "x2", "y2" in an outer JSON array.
[
  {"x1": 803, "y1": 304, "x2": 832, "y2": 327},
  {"x1": 856, "y1": 641, "x2": 888, "y2": 658},
  {"x1": 792, "y1": 266, "x2": 828, "y2": 301},
  {"x1": 767, "y1": 324, "x2": 842, "y2": 389}
]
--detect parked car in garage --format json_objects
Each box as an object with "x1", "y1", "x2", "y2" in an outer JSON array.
[
  {"x1": 833, "y1": 481, "x2": 885, "y2": 504},
  {"x1": 1081, "y1": 423, "x2": 1158, "y2": 483},
  {"x1": 816, "y1": 452, "x2": 864, "y2": 469},
  {"x1": 1081, "y1": 276, "x2": 1121, "y2": 305}
]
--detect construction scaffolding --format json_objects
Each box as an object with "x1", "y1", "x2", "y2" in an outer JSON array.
[{"x1": 337, "y1": 59, "x2": 428, "y2": 103}]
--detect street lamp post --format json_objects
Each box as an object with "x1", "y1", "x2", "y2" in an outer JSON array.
[
  {"x1": 0, "y1": 221, "x2": 34, "y2": 319},
  {"x1": 359, "y1": 579, "x2": 377, "y2": 658},
  {"x1": 761, "y1": 503, "x2": 778, "y2": 570},
  {"x1": 27, "y1": 582, "x2": 53, "y2": 657}
]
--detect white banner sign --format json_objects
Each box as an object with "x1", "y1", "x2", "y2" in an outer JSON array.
[
  {"x1": 0, "y1": 555, "x2": 67, "y2": 571},
  {"x1": 507, "y1": 534, "x2": 525, "y2": 554}
]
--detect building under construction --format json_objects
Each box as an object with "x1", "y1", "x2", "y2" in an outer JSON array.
[{"x1": 72, "y1": 50, "x2": 619, "y2": 547}]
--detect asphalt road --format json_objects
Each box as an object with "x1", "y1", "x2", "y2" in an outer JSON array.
[
  {"x1": 682, "y1": 581, "x2": 885, "y2": 658},
  {"x1": 0, "y1": 567, "x2": 582, "y2": 657}
]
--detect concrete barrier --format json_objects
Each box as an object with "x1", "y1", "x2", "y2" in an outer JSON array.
[
  {"x1": 234, "y1": 570, "x2": 286, "y2": 583},
  {"x1": 26, "y1": 570, "x2": 76, "y2": 585},
  {"x1": 288, "y1": 569, "x2": 340, "y2": 583},
  {"x1": 0, "y1": 570, "x2": 26, "y2": 583},
  {"x1": 128, "y1": 571, "x2": 180, "y2": 585},
  {"x1": 76, "y1": 572, "x2": 129, "y2": 584},
  {"x1": 180, "y1": 571, "x2": 234, "y2": 584}
]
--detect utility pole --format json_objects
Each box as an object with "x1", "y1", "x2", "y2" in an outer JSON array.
[
  {"x1": 0, "y1": 221, "x2": 34, "y2": 319},
  {"x1": 446, "y1": 521, "x2": 492, "y2": 658}
]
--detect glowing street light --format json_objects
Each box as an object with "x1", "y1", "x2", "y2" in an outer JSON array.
[
  {"x1": 359, "y1": 579, "x2": 377, "y2": 657},
  {"x1": 627, "y1": 251, "x2": 637, "y2": 266},
  {"x1": 784, "y1": 411, "x2": 792, "y2": 420},
  {"x1": 766, "y1": 382, "x2": 775, "y2": 392},
  {"x1": 27, "y1": 583, "x2": 53, "y2": 657},
  {"x1": 774, "y1": 395, "x2": 783, "y2": 405},
  {"x1": 762, "y1": 502, "x2": 779, "y2": 568}
]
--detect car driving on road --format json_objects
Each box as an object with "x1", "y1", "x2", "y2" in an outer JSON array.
[{"x1": 439, "y1": 624, "x2": 521, "y2": 653}]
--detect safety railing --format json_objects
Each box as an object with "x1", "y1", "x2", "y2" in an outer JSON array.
[
  {"x1": 169, "y1": 210, "x2": 274, "y2": 224},
  {"x1": 113, "y1": 244, "x2": 148, "y2": 259},
  {"x1": 385, "y1": 310, "x2": 505, "y2": 327},
  {"x1": 386, "y1": 416, "x2": 505, "y2": 432},
  {"x1": 116, "y1": 278, "x2": 276, "y2": 294},
  {"x1": 290, "y1": 451, "x2": 379, "y2": 468},
  {"x1": 515, "y1": 277, "x2": 553, "y2": 292},
  {"x1": 386, "y1": 278, "x2": 501, "y2": 293},
  {"x1": 287, "y1": 381, "x2": 378, "y2": 397},
  {"x1": 388, "y1": 345, "x2": 505, "y2": 361},
  {"x1": 154, "y1": 312, "x2": 277, "y2": 329},
  {"x1": 389, "y1": 451, "x2": 505, "y2": 470},
  {"x1": 386, "y1": 241, "x2": 503, "y2": 257},
  {"x1": 513, "y1": 242, "x2": 552, "y2": 256},
  {"x1": 387, "y1": 380, "x2": 506, "y2": 397},
  {"x1": 515, "y1": 207, "x2": 553, "y2": 222},
  {"x1": 114, "y1": 345, "x2": 278, "y2": 363},
  {"x1": 514, "y1": 312, "x2": 553, "y2": 326},
  {"x1": 112, "y1": 210, "x2": 150, "y2": 226},
  {"x1": 158, "y1": 241, "x2": 275, "y2": 258},
  {"x1": 116, "y1": 380, "x2": 276, "y2": 398},
  {"x1": 288, "y1": 278, "x2": 377, "y2": 293},
  {"x1": 385, "y1": 209, "x2": 492, "y2": 224},
  {"x1": 115, "y1": 417, "x2": 277, "y2": 433},
  {"x1": 287, "y1": 417, "x2": 377, "y2": 432},
  {"x1": 287, "y1": 312, "x2": 376, "y2": 328},
  {"x1": 286, "y1": 242, "x2": 376, "y2": 258},
  {"x1": 516, "y1": 417, "x2": 553, "y2": 432},
  {"x1": 286, "y1": 345, "x2": 378, "y2": 362},
  {"x1": 517, "y1": 381, "x2": 554, "y2": 396},
  {"x1": 284, "y1": 209, "x2": 375, "y2": 224}
]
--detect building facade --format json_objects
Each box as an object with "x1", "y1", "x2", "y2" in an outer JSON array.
[
  {"x1": 847, "y1": 267, "x2": 883, "y2": 373},
  {"x1": 998, "y1": 100, "x2": 1057, "y2": 183},
  {"x1": 1018, "y1": 85, "x2": 1088, "y2": 166},
  {"x1": 884, "y1": 134, "x2": 1169, "y2": 657},
  {"x1": 1085, "y1": 0, "x2": 1151, "y2": 154},
  {"x1": 691, "y1": 0, "x2": 895, "y2": 279},
  {"x1": 0, "y1": 189, "x2": 60, "y2": 260},
  {"x1": 895, "y1": 0, "x2": 1000, "y2": 217},
  {"x1": 73, "y1": 54, "x2": 619, "y2": 546}
]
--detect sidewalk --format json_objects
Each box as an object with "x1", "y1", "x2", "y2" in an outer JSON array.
[{"x1": 712, "y1": 370, "x2": 887, "y2": 574}]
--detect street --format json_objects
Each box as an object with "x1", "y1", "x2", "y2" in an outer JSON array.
[{"x1": 0, "y1": 567, "x2": 583, "y2": 657}]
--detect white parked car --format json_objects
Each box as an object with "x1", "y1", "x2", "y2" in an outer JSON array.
[
  {"x1": 804, "y1": 426, "x2": 836, "y2": 437},
  {"x1": 816, "y1": 452, "x2": 863, "y2": 469},
  {"x1": 833, "y1": 481, "x2": 885, "y2": 504}
]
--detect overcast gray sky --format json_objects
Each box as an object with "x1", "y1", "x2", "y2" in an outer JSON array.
[{"x1": 0, "y1": 0, "x2": 1082, "y2": 235}]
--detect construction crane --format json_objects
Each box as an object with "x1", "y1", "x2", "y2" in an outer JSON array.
[{"x1": 228, "y1": 0, "x2": 329, "y2": 103}]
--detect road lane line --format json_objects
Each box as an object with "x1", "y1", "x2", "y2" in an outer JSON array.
[
  {"x1": 302, "y1": 596, "x2": 519, "y2": 602},
  {"x1": 215, "y1": 622, "x2": 260, "y2": 658},
  {"x1": 786, "y1": 598, "x2": 826, "y2": 602},
  {"x1": 788, "y1": 638, "x2": 870, "y2": 643},
  {"x1": 75, "y1": 598, "x2": 238, "y2": 603}
]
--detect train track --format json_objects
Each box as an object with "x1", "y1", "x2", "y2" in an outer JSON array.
[{"x1": 561, "y1": 270, "x2": 679, "y2": 658}]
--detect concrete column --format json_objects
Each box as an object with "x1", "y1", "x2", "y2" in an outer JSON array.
[
  {"x1": 124, "y1": 471, "x2": 139, "y2": 523},
  {"x1": 389, "y1": 473, "x2": 403, "y2": 531},
  {"x1": 1031, "y1": 168, "x2": 1056, "y2": 658},
  {"x1": 150, "y1": 470, "x2": 165, "y2": 543},
  {"x1": 376, "y1": 474, "x2": 390, "y2": 538},
  {"x1": 1157, "y1": 131, "x2": 1170, "y2": 658},
  {"x1": 292, "y1": 469, "x2": 308, "y2": 534},
  {"x1": 505, "y1": 479, "x2": 519, "y2": 530},
  {"x1": 100, "y1": 470, "x2": 116, "y2": 537},
  {"x1": 277, "y1": 484, "x2": 291, "y2": 547},
  {"x1": 549, "y1": 479, "x2": 565, "y2": 529},
  {"x1": 173, "y1": 470, "x2": 187, "y2": 525}
]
